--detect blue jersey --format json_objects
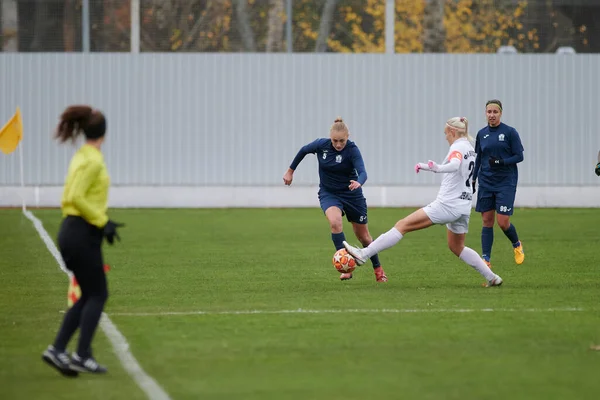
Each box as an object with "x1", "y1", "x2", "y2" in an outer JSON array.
[
  {"x1": 474, "y1": 123, "x2": 524, "y2": 189},
  {"x1": 289, "y1": 138, "x2": 367, "y2": 194}
]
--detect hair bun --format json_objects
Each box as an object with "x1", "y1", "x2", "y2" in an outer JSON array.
[{"x1": 334, "y1": 117, "x2": 343, "y2": 123}]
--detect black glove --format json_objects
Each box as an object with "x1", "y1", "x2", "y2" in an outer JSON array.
[
  {"x1": 595, "y1": 162, "x2": 600, "y2": 176},
  {"x1": 472, "y1": 178, "x2": 477, "y2": 194},
  {"x1": 103, "y1": 220, "x2": 125, "y2": 245},
  {"x1": 489, "y1": 157, "x2": 505, "y2": 168}
]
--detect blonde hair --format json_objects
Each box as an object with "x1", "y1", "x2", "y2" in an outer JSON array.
[
  {"x1": 330, "y1": 116, "x2": 349, "y2": 136},
  {"x1": 446, "y1": 116, "x2": 475, "y2": 146}
]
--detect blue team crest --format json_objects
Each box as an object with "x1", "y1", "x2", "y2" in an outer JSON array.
[
  {"x1": 335, "y1": 155, "x2": 342, "y2": 163},
  {"x1": 498, "y1": 134, "x2": 505, "y2": 141}
]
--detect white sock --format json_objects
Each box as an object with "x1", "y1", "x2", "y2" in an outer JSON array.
[
  {"x1": 363, "y1": 228, "x2": 404, "y2": 259},
  {"x1": 459, "y1": 246, "x2": 497, "y2": 281}
]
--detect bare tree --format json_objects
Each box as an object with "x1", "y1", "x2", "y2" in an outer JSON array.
[
  {"x1": 63, "y1": 0, "x2": 75, "y2": 51},
  {"x1": 315, "y1": 0, "x2": 338, "y2": 52},
  {"x1": 266, "y1": 0, "x2": 284, "y2": 52},
  {"x1": 2, "y1": 0, "x2": 19, "y2": 51},
  {"x1": 181, "y1": 0, "x2": 212, "y2": 51},
  {"x1": 558, "y1": 3, "x2": 600, "y2": 53},
  {"x1": 0, "y1": 1, "x2": 3, "y2": 52},
  {"x1": 235, "y1": 0, "x2": 256, "y2": 51},
  {"x1": 423, "y1": 0, "x2": 445, "y2": 53},
  {"x1": 29, "y1": 0, "x2": 64, "y2": 51}
]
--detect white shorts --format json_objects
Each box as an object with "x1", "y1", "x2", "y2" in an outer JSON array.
[{"x1": 423, "y1": 200, "x2": 470, "y2": 234}]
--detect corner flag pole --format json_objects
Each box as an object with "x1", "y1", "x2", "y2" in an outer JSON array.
[{"x1": 18, "y1": 127, "x2": 25, "y2": 212}]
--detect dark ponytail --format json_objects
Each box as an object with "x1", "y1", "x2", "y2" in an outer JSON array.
[{"x1": 55, "y1": 105, "x2": 106, "y2": 143}]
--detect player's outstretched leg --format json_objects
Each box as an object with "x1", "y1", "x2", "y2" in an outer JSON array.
[
  {"x1": 343, "y1": 227, "x2": 404, "y2": 266},
  {"x1": 352, "y1": 223, "x2": 387, "y2": 282},
  {"x1": 343, "y1": 241, "x2": 368, "y2": 266}
]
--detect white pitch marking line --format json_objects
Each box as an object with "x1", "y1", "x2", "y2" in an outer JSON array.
[
  {"x1": 24, "y1": 209, "x2": 171, "y2": 400},
  {"x1": 108, "y1": 307, "x2": 586, "y2": 317}
]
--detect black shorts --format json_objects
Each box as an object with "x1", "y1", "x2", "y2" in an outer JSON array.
[
  {"x1": 318, "y1": 189, "x2": 368, "y2": 224},
  {"x1": 475, "y1": 186, "x2": 517, "y2": 215},
  {"x1": 58, "y1": 216, "x2": 107, "y2": 298}
]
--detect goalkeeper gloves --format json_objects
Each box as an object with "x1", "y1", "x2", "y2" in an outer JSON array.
[
  {"x1": 103, "y1": 220, "x2": 125, "y2": 245},
  {"x1": 489, "y1": 157, "x2": 505, "y2": 167}
]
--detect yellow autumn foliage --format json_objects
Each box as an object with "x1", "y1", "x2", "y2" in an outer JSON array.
[{"x1": 294, "y1": 0, "x2": 539, "y2": 53}]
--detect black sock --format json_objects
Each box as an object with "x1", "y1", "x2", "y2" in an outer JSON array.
[
  {"x1": 76, "y1": 295, "x2": 106, "y2": 358},
  {"x1": 370, "y1": 254, "x2": 381, "y2": 269},
  {"x1": 502, "y1": 223, "x2": 521, "y2": 247},
  {"x1": 331, "y1": 232, "x2": 346, "y2": 250},
  {"x1": 481, "y1": 227, "x2": 494, "y2": 261},
  {"x1": 53, "y1": 297, "x2": 86, "y2": 352}
]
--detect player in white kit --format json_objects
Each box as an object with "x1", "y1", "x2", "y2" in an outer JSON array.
[{"x1": 343, "y1": 117, "x2": 503, "y2": 287}]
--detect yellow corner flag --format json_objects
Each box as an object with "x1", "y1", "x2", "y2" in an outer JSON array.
[
  {"x1": 0, "y1": 107, "x2": 23, "y2": 154},
  {"x1": 67, "y1": 264, "x2": 111, "y2": 307}
]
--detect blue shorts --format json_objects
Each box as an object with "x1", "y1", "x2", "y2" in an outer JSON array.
[
  {"x1": 475, "y1": 186, "x2": 517, "y2": 215},
  {"x1": 318, "y1": 189, "x2": 368, "y2": 224}
]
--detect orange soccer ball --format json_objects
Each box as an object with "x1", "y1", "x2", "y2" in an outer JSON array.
[{"x1": 332, "y1": 249, "x2": 357, "y2": 274}]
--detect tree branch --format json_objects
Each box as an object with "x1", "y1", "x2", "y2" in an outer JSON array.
[{"x1": 315, "y1": 0, "x2": 338, "y2": 52}]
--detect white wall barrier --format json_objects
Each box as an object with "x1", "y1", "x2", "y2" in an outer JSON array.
[{"x1": 1, "y1": 186, "x2": 599, "y2": 208}]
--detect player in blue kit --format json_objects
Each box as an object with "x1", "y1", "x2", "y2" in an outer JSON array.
[
  {"x1": 283, "y1": 117, "x2": 387, "y2": 282},
  {"x1": 472, "y1": 100, "x2": 525, "y2": 268}
]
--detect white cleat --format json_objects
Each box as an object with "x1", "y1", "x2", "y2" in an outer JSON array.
[
  {"x1": 485, "y1": 275, "x2": 503, "y2": 287},
  {"x1": 342, "y1": 241, "x2": 367, "y2": 266}
]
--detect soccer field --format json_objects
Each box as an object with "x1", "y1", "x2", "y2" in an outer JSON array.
[{"x1": 1, "y1": 207, "x2": 599, "y2": 400}]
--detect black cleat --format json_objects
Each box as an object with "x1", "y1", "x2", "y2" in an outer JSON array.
[
  {"x1": 42, "y1": 346, "x2": 79, "y2": 377},
  {"x1": 70, "y1": 353, "x2": 108, "y2": 374}
]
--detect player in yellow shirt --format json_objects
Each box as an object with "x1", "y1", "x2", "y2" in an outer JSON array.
[{"x1": 42, "y1": 105, "x2": 124, "y2": 377}]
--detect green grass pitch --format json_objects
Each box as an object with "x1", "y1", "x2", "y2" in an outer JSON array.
[{"x1": 1, "y1": 207, "x2": 599, "y2": 400}]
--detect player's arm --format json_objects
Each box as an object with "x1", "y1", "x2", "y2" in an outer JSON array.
[
  {"x1": 506, "y1": 128, "x2": 525, "y2": 164},
  {"x1": 427, "y1": 151, "x2": 462, "y2": 173},
  {"x1": 489, "y1": 128, "x2": 524, "y2": 167},
  {"x1": 283, "y1": 139, "x2": 322, "y2": 185},
  {"x1": 350, "y1": 147, "x2": 367, "y2": 186},
  {"x1": 289, "y1": 139, "x2": 321, "y2": 170},
  {"x1": 473, "y1": 133, "x2": 482, "y2": 180},
  {"x1": 415, "y1": 162, "x2": 432, "y2": 173}
]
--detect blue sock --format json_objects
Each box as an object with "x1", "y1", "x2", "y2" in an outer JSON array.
[
  {"x1": 370, "y1": 254, "x2": 381, "y2": 269},
  {"x1": 502, "y1": 224, "x2": 521, "y2": 248},
  {"x1": 331, "y1": 232, "x2": 346, "y2": 250},
  {"x1": 481, "y1": 227, "x2": 494, "y2": 261}
]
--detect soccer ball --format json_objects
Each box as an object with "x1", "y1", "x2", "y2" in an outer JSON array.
[{"x1": 332, "y1": 249, "x2": 357, "y2": 273}]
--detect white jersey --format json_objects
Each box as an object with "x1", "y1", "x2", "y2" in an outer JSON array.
[{"x1": 435, "y1": 138, "x2": 476, "y2": 214}]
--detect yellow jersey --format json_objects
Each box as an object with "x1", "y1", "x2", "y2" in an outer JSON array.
[{"x1": 61, "y1": 144, "x2": 110, "y2": 228}]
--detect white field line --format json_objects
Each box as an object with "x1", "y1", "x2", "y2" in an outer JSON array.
[
  {"x1": 23, "y1": 209, "x2": 171, "y2": 400},
  {"x1": 108, "y1": 307, "x2": 587, "y2": 317}
]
